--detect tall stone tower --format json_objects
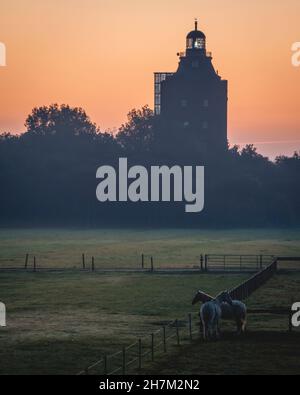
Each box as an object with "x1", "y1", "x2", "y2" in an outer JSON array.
[{"x1": 154, "y1": 20, "x2": 228, "y2": 158}]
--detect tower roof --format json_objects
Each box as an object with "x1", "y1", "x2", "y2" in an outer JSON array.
[{"x1": 187, "y1": 19, "x2": 206, "y2": 40}]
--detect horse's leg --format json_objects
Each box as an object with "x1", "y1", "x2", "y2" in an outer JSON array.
[
  {"x1": 200, "y1": 312, "x2": 207, "y2": 340},
  {"x1": 199, "y1": 313, "x2": 203, "y2": 336},
  {"x1": 236, "y1": 312, "x2": 247, "y2": 335},
  {"x1": 203, "y1": 324, "x2": 208, "y2": 341},
  {"x1": 207, "y1": 322, "x2": 213, "y2": 340},
  {"x1": 241, "y1": 318, "x2": 247, "y2": 334},
  {"x1": 215, "y1": 319, "x2": 221, "y2": 340},
  {"x1": 216, "y1": 321, "x2": 221, "y2": 339},
  {"x1": 214, "y1": 309, "x2": 221, "y2": 340},
  {"x1": 236, "y1": 320, "x2": 242, "y2": 335}
]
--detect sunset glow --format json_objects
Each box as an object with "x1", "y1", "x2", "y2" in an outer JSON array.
[{"x1": 1, "y1": 0, "x2": 300, "y2": 158}]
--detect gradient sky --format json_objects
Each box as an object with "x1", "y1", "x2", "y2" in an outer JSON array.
[{"x1": 1, "y1": 0, "x2": 300, "y2": 158}]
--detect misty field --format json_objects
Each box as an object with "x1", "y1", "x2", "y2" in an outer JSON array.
[
  {"x1": 0, "y1": 228, "x2": 300, "y2": 269},
  {"x1": 0, "y1": 270, "x2": 299, "y2": 375}
]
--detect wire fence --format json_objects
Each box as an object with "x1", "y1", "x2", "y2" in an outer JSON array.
[
  {"x1": 77, "y1": 259, "x2": 288, "y2": 376},
  {"x1": 204, "y1": 254, "x2": 275, "y2": 272},
  {"x1": 0, "y1": 253, "x2": 286, "y2": 273},
  {"x1": 229, "y1": 258, "x2": 278, "y2": 300},
  {"x1": 77, "y1": 314, "x2": 200, "y2": 376}
]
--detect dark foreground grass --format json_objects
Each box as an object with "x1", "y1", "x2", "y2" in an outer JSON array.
[
  {"x1": 146, "y1": 331, "x2": 300, "y2": 375},
  {"x1": 0, "y1": 271, "x2": 246, "y2": 375}
]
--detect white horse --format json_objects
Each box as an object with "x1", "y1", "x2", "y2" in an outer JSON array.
[
  {"x1": 199, "y1": 291, "x2": 233, "y2": 340},
  {"x1": 192, "y1": 290, "x2": 247, "y2": 336}
]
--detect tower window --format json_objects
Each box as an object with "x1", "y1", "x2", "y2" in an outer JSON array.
[
  {"x1": 195, "y1": 38, "x2": 205, "y2": 49},
  {"x1": 204, "y1": 99, "x2": 209, "y2": 107},
  {"x1": 187, "y1": 38, "x2": 193, "y2": 49},
  {"x1": 183, "y1": 121, "x2": 190, "y2": 128}
]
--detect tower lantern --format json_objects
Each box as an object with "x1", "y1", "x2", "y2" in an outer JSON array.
[{"x1": 186, "y1": 19, "x2": 206, "y2": 53}]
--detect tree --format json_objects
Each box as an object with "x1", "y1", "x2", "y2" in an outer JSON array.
[
  {"x1": 116, "y1": 106, "x2": 156, "y2": 153},
  {"x1": 24, "y1": 104, "x2": 99, "y2": 138}
]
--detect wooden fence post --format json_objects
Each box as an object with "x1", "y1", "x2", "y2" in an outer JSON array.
[
  {"x1": 289, "y1": 310, "x2": 293, "y2": 333},
  {"x1": 25, "y1": 254, "x2": 29, "y2": 270},
  {"x1": 188, "y1": 313, "x2": 192, "y2": 341},
  {"x1": 205, "y1": 255, "x2": 208, "y2": 272},
  {"x1": 289, "y1": 298, "x2": 294, "y2": 333},
  {"x1": 260, "y1": 255, "x2": 263, "y2": 270},
  {"x1": 142, "y1": 254, "x2": 144, "y2": 270},
  {"x1": 122, "y1": 347, "x2": 126, "y2": 375},
  {"x1": 82, "y1": 254, "x2": 85, "y2": 270},
  {"x1": 199, "y1": 313, "x2": 203, "y2": 336},
  {"x1": 104, "y1": 355, "x2": 108, "y2": 375},
  {"x1": 200, "y1": 255, "x2": 204, "y2": 271},
  {"x1": 151, "y1": 333, "x2": 154, "y2": 362},
  {"x1": 92, "y1": 256, "x2": 95, "y2": 272},
  {"x1": 176, "y1": 320, "x2": 180, "y2": 346},
  {"x1": 33, "y1": 256, "x2": 36, "y2": 272},
  {"x1": 138, "y1": 339, "x2": 142, "y2": 370},
  {"x1": 151, "y1": 257, "x2": 154, "y2": 272},
  {"x1": 163, "y1": 326, "x2": 167, "y2": 353}
]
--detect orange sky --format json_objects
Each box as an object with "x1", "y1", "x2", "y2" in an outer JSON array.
[{"x1": 1, "y1": 0, "x2": 300, "y2": 158}]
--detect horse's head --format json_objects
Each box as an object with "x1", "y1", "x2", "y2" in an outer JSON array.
[
  {"x1": 217, "y1": 291, "x2": 233, "y2": 306},
  {"x1": 192, "y1": 290, "x2": 213, "y2": 305}
]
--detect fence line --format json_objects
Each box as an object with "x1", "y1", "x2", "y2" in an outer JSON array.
[
  {"x1": 204, "y1": 254, "x2": 275, "y2": 272},
  {"x1": 77, "y1": 259, "x2": 281, "y2": 376},
  {"x1": 229, "y1": 258, "x2": 278, "y2": 300},
  {"x1": 77, "y1": 317, "x2": 195, "y2": 376},
  {"x1": 0, "y1": 253, "x2": 283, "y2": 273}
]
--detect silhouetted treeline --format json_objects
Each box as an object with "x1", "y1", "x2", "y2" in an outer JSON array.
[{"x1": 0, "y1": 104, "x2": 299, "y2": 227}]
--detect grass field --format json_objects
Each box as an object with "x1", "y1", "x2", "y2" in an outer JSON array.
[
  {"x1": 0, "y1": 271, "x2": 249, "y2": 375},
  {"x1": 0, "y1": 228, "x2": 299, "y2": 375},
  {"x1": 0, "y1": 228, "x2": 300, "y2": 269},
  {"x1": 147, "y1": 331, "x2": 300, "y2": 375},
  {"x1": 0, "y1": 270, "x2": 299, "y2": 375}
]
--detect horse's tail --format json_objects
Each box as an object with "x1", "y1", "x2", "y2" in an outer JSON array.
[
  {"x1": 200, "y1": 303, "x2": 213, "y2": 340},
  {"x1": 200, "y1": 303, "x2": 212, "y2": 324}
]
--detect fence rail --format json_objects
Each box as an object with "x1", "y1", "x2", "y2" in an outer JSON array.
[
  {"x1": 77, "y1": 316, "x2": 199, "y2": 376},
  {"x1": 0, "y1": 253, "x2": 282, "y2": 273},
  {"x1": 77, "y1": 259, "x2": 282, "y2": 376},
  {"x1": 204, "y1": 254, "x2": 275, "y2": 272},
  {"x1": 229, "y1": 258, "x2": 278, "y2": 300}
]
